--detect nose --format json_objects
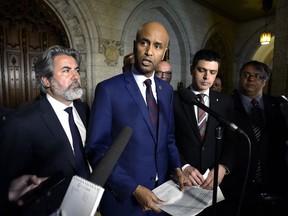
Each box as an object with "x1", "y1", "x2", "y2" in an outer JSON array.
[
  {"x1": 145, "y1": 44, "x2": 153, "y2": 56},
  {"x1": 72, "y1": 69, "x2": 81, "y2": 80},
  {"x1": 203, "y1": 72, "x2": 209, "y2": 80},
  {"x1": 247, "y1": 74, "x2": 255, "y2": 81}
]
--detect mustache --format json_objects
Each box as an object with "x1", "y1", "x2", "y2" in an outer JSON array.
[{"x1": 67, "y1": 80, "x2": 82, "y2": 90}]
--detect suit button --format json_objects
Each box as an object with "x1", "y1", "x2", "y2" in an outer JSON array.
[{"x1": 202, "y1": 146, "x2": 205, "y2": 151}]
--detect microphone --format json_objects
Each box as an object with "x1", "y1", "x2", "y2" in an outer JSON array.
[
  {"x1": 178, "y1": 89, "x2": 244, "y2": 134},
  {"x1": 89, "y1": 126, "x2": 133, "y2": 186}
]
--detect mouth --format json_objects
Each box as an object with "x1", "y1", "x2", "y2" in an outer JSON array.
[
  {"x1": 69, "y1": 80, "x2": 81, "y2": 90},
  {"x1": 141, "y1": 58, "x2": 153, "y2": 67}
]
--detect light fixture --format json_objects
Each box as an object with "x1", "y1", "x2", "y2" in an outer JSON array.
[
  {"x1": 260, "y1": 1, "x2": 272, "y2": 45},
  {"x1": 260, "y1": 32, "x2": 271, "y2": 45}
]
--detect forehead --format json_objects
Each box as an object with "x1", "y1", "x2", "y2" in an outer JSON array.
[
  {"x1": 157, "y1": 62, "x2": 171, "y2": 70},
  {"x1": 138, "y1": 23, "x2": 169, "y2": 45},
  {"x1": 54, "y1": 55, "x2": 76, "y2": 66},
  {"x1": 242, "y1": 64, "x2": 265, "y2": 74},
  {"x1": 215, "y1": 77, "x2": 222, "y2": 83},
  {"x1": 196, "y1": 60, "x2": 219, "y2": 70}
]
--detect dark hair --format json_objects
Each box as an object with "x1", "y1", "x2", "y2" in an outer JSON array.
[
  {"x1": 191, "y1": 49, "x2": 221, "y2": 71},
  {"x1": 34, "y1": 45, "x2": 82, "y2": 93},
  {"x1": 216, "y1": 73, "x2": 224, "y2": 87},
  {"x1": 240, "y1": 60, "x2": 271, "y2": 79}
]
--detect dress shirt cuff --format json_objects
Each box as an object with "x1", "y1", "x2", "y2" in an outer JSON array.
[
  {"x1": 220, "y1": 164, "x2": 230, "y2": 175},
  {"x1": 182, "y1": 164, "x2": 190, "y2": 171}
]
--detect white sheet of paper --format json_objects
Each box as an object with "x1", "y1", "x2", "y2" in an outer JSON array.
[{"x1": 152, "y1": 170, "x2": 224, "y2": 216}]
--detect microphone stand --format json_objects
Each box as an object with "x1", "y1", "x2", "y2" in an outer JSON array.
[{"x1": 212, "y1": 125, "x2": 223, "y2": 216}]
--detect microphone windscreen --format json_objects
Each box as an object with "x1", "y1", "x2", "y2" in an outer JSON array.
[{"x1": 89, "y1": 126, "x2": 132, "y2": 186}]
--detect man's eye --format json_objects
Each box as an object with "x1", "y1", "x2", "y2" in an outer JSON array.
[
  {"x1": 140, "y1": 41, "x2": 148, "y2": 46},
  {"x1": 155, "y1": 44, "x2": 162, "y2": 49}
]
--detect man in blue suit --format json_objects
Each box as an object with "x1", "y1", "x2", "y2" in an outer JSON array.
[{"x1": 86, "y1": 21, "x2": 191, "y2": 215}]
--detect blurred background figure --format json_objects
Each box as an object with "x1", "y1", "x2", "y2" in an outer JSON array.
[
  {"x1": 211, "y1": 73, "x2": 223, "y2": 92},
  {"x1": 122, "y1": 52, "x2": 134, "y2": 72},
  {"x1": 222, "y1": 60, "x2": 288, "y2": 216},
  {"x1": 155, "y1": 60, "x2": 172, "y2": 84}
]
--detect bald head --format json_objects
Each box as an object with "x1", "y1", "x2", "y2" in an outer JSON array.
[
  {"x1": 134, "y1": 21, "x2": 170, "y2": 77},
  {"x1": 155, "y1": 61, "x2": 172, "y2": 83},
  {"x1": 136, "y1": 22, "x2": 170, "y2": 48}
]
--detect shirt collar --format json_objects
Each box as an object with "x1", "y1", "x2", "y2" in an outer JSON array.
[{"x1": 46, "y1": 94, "x2": 74, "y2": 112}]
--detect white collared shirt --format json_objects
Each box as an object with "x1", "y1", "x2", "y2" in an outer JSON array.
[
  {"x1": 132, "y1": 67, "x2": 158, "y2": 104},
  {"x1": 46, "y1": 94, "x2": 86, "y2": 152},
  {"x1": 190, "y1": 87, "x2": 210, "y2": 121}
]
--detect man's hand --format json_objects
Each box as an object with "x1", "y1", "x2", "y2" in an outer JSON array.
[
  {"x1": 183, "y1": 166, "x2": 204, "y2": 186},
  {"x1": 172, "y1": 168, "x2": 192, "y2": 191},
  {"x1": 200, "y1": 165, "x2": 226, "y2": 190},
  {"x1": 9, "y1": 175, "x2": 47, "y2": 205},
  {"x1": 133, "y1": 185, "x2": 164, "y2": 213}
]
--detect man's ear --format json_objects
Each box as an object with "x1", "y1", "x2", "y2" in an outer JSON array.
[
  {"x1": 41, "y1": 77, "x2": 50, "y2": 88},
  {"x1": 162, "y1": 48, "x2": 167, "y2": 60}
]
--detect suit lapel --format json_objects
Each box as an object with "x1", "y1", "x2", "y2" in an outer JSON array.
[
  {"x1": 40, "y1": 97, "x2": 77, "y2": 172},
  {"x1": 124, "y1": 72, "x2": 157, "y2": 142},
  {"x1": 180, "y1": 89, "x2": 202, "y2": 142}
]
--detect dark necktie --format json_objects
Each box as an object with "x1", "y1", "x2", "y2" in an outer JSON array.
[
  {"x1": 197, "y1": 94, "x2": 207, "y2": 139},
  {"x1": 144, "y1": 79, "x2": 158, "y2": 135},
  {"x1": 250, "y1": 99, "x2": 264, "y2": 184},
  {"x1": 65, "y1": 107, "x2": 90, "y2": 179}
]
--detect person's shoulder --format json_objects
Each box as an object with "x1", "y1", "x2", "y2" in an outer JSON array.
[
  {"x1": 210, "y1": 89, "x2": 230, "y2": 100},
  {"x1": 98, "y1": 73, "x2": 126, "y2": 87}
]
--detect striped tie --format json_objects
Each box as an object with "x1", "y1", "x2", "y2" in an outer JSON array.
[
  {"x1": 144, "y1": 79, "x2": 158, "y2": 135},
  {"x1": 250, "y1": 99, "x2": 264, "y2": 184},
  {"x1": 197, "y1": 94, "x2": 207, "y2": 139}
]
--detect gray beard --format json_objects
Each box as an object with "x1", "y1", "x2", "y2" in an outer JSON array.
[{"x1": 50, "y1": 79, "x2": 83, "y2": 101}]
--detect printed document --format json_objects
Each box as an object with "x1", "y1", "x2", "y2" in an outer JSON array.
[{"x1": 152, "y1": 170, "x2": 224, "y2": 216}]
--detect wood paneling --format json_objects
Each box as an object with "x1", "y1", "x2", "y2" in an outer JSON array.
[{"x1": 0, "y1": 0, "x2": 69, "y2": 108}]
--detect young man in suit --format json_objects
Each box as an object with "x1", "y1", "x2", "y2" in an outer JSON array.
[
  {"x1": 174, "y1": 49, "x2": 236, "y2": 215},
  {"x1": 0, "y1": 45, "x2": 90, "y2": 215},
  {"x1": 86, "y1": 21, "x2": 191, "y2": 216},
  {"x1": 222, "y1": 61, "x2": 288, "y2": 216}
]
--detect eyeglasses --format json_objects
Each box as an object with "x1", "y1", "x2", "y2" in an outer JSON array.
[
  {"x1": 241, "y1": 72, "x2": 266, "y2": 80},
  {"x1": 155, "y1": 71, "x2": 172, "y2": 77}
]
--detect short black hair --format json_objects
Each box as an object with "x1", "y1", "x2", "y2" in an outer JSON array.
[
  {"x1": 240, "y1": 60, "x2": 271, "y2": 79},
  {"x1": 191, "y1": 49, "x2": 221, "y2": 71}
]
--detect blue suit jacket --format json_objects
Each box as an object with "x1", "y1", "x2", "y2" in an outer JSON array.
[{"x1": 86, "y1": 69, "x2": 181, "y2": 215}]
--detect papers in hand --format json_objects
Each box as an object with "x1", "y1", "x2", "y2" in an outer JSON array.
[{"x1": 152, "y1": 177, "x2": 224, "y2": 216}]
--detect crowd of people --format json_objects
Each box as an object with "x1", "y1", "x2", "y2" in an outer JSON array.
[{"x1": 0, "y1": 20, "x2": 287, "y2": 216}]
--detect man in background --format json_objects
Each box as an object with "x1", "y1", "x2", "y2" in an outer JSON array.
[
  {"x1": 122, "y1": 52, "x2": 134, "y2": 72},
  {"x1": 222, "y1": 60, "x2": 288, "y2": 216},
  {"x1": 155, "y1": 60, "x2": 172, "y2": 84},
  {"x1": 174, "y1": 49, "x2": 236, "y2": 215},
  {"x1": 211, "y1": 73, "x2": 223, "y2": 92}
]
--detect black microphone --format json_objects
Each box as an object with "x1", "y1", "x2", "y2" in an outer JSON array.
[
  {"x1": 178, "y1": 89, "x2": 244, "y2": 134},
  {"x1": 89, "y1": 126, "x2": 133, "y2": 187}
]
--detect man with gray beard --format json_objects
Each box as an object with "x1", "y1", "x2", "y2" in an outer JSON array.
[{"x1": 0, "y1": 45, "x2": 90, "y2": 215}]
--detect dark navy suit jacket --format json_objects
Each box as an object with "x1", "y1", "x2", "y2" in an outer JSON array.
[{"x1": 0, "y1": 96, "x2": 89, "y2": 215}]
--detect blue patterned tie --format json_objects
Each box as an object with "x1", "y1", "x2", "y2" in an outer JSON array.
[
  {"x1": 144, "y1": 79, "x2": 158, "y2": 135},
  {"x1": 65, "y1": 107, "x2": 90, "y2": 179}
]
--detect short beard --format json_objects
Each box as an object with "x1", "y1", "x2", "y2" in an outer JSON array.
[{"x1": 50, "y1": 79, "x2": 83, "y2": 101}]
